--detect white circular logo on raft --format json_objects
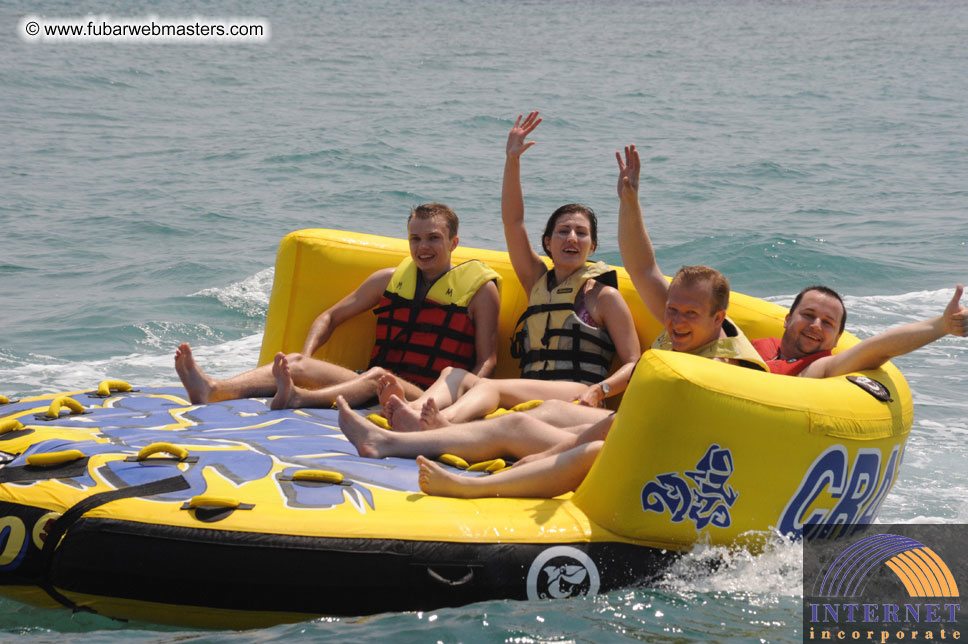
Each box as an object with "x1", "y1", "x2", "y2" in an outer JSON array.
[{"x1": 526, "y1": 546, "x2": 600, "y2": 601}]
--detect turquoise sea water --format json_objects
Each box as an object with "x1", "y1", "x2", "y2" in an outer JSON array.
[{"x1": 2, "y1": 1, "x2": 967, "y2": 641}]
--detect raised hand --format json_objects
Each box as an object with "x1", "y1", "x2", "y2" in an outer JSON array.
[
  {"x1": 506, "y1": 111, "x2": 542, "y2": 159},
  {"x1": 942, "y1": 284, "x2": 967, "y2": 337},
  {"x1": 615, "y1": 144, "x2": 640, "y2": 201}
]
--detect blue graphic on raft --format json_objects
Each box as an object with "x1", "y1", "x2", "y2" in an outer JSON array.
[
  {"x1": 777, "y1": 445, "x2": 902, "y2": 540},
  {"x1": 0, "y1": 387, "x2": 423, "y2": 512},
  {"x1": 640, "y1": 444, "x2": 738, "y2": 530}
]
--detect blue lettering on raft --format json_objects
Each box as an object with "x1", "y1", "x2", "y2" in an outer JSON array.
[
  {"x1": 641, "y1": 444, "x2": 738, "y2": 530},
  {"x1": 777, "y1": 444, "x2": 901, "y2": 539}
]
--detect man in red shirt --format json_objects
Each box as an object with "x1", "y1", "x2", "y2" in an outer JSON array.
[{"x1": 754, "y1": 284, "x2": 967, "y2": 377}]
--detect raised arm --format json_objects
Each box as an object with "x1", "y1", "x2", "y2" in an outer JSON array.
[
  {"x1": 616, "y1": 144, "x2": 669, "y2": 322},
  {"x1": 802, "y1": 285, "x2": 967, "y2": 378},
  {"x1": 467, "y1": 279, "x2": 501, "y2": 377},
  {"x1": 502, "y1": 111, "x2": 548, "y2": 293},
  {"x1": 301, "y1": 267, "x2": 394, "y2": 357}
]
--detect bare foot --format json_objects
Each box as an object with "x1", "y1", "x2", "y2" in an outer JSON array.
[
  {"x1": 384, "y1": 394, "x2": 423, "y2": 432},
  {"x1": 377, "y1": 374, "x2": 406, "y2": 410},
  {"x1": 337, "y1": 395, "x2": 392, "y2": 458},
  {"x1": 417, "y1": 455, "x2": 476, "y2": 498},
  {"x1": 419, "y1": 398, "x2": 450, "y2": 430},
  {"x1": 270, "y1": 352, "x2": 303, "y2": 410},
  {"x1": 174, "y1": 343, "x2": 216, "y2": 404}
]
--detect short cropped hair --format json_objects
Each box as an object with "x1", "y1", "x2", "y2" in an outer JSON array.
[
  {"x1": 790, "y1": 285, "x2": 847, "y2": 334},
  {"x1": 408, "y1": 203, "x2": 459, "y2": 239},
  {"x1": 541, "y1": 204, "x2": 599, "y2": 255},
  {"x1": 670, "y1": 265, "x2": 730, "y2": 314}
]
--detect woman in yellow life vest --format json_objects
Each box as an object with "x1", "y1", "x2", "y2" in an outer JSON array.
[{"x1": 382, "y1": 111, "x2": 641, "y2": 431}]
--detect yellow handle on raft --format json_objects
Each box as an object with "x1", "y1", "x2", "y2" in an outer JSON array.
[
  {"x1": 0, "y1": 419, "x2": 24, "y2": 434},
  {"x1": 365, "y1": 413, "x2": 391, "y2": 430},
  {"x1": 185, "y1": 495, "x2": 242, "y2": 509},
  {"x1": 45, "y1": 397, "x2": 86, "y2": 419},
  {"x1": 27, "y1": 449, "x2": 86, "y2": 467},
  {"x1": 136, "y1": 443, "x2": 189, "y2": 461},
  {"x1": 0, "y1": 395, "x2": 9, "y2": 404},
  {"x1": 467, "y1": 458, "x2": 506, "y2": 473},
  {"x1": 291, "y1": 470, "x2": 344, "y2": 484},
  {"x1": 97, "y1": 380, "x2": 132, "y2": 396},
  {"x1": 438, "y1": 454, "x2": 469, "y2": 469}
]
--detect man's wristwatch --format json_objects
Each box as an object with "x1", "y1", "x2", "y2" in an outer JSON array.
[{"x1": 598, "y1": 381, "x2": 610, "y2": 397}]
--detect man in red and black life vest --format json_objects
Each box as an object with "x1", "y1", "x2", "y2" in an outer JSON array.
[
  {"x1": 754, "y1": 284, "x2": 967, "y2": 378},
  {"x1": 174, "y1": 203, "x2": 502, "y2": 408}
]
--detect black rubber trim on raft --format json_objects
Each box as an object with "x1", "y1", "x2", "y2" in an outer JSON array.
[
  {"x1": 122, "y1": 455, "x2": 199, "y2": 463},
  {"x1": 39, "y1": 474, "x2": 190, "y2": 613},
  {"x1": 0, "y1": 428, "x2": 34, "y2": 443},
  {"x1": 86, "y1": 389, "x2": 140, "y2": 399},
  {"x1": 847, "y1": 375, "x2": 894, "y2": 402},
  {"x1": 47, "y1": 517, "x2": 675, "y2": 617},
  {"x1": 179, "y1": 501, "x2": 255, "y2": 524},
  {"x1": 0, "y1": 458, "x2": 91, "y2": 484}
]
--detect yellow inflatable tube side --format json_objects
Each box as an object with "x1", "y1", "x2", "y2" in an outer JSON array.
[{"x1": 572, "y1": 350, "x2": 912, "y2": 547}]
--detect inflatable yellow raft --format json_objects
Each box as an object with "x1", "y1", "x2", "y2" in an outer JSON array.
[{"x1": 0, "y1": 229, "x2": 912, "y2": 628}]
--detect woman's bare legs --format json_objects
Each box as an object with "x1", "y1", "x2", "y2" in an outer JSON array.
[
  {"x1": 336, "y1": 395, "x2": 582, "y2": 461},
  {"x1": 416, "y1": 441, "x2": 603, "y2": 499},
  {"x1": 519, "y1": 399, "x2": 613, "y2": 429},
  {"x1": 429, "y1": 378, "x2": 589, "y2": 425}
]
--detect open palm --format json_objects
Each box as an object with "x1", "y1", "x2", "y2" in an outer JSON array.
[
  {"x1": 615, "y1": 144, "x2": 640, "y2": 201},
  {"x1": 506, "y1": 111, "x2": 542, "y2": 159}
]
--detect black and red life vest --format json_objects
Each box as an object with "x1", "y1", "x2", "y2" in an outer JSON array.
[
  {"x1": 752, "y1": 337, "x2": 831, "y2": 376},
  {"x1": 369, "y1": 258, "x2": 500, "y2": 387}
]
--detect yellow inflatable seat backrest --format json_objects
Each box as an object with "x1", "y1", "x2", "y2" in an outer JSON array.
[
  {"x1": 261, "y1": 229, "x2": 665, "y2": 380},
  {"x1": 259, "y1": 229, "x2": 858, "y2": 383}
]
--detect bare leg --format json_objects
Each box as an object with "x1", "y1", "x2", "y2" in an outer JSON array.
[
  {"x1": 401, "y1": 367, "x2": 480, "y2": 413},
  {"x1": 416, "y1": 441, "x2": 603, "y2": 499},
  {"x1": 520, "y1": 399, "x2": 613, "y2": 429},
  {"x1": 281, "y1": 366, "x2": 411, "y2": 409},
  {"x1": 174, "y1": 343, "x2": 219, "y2": 403},
  {"x1": 439, "y1": 379, "x2": 588, "y2": 424},
  {"x1": 336, "y1": 396, "x2": 579, "y2": 462},
  {"x1": 173, "y1": 342, "x2": 378, "y2": 404},
  {"x1": 269, "y1": 353, "x2": 296, "y2": 410}
]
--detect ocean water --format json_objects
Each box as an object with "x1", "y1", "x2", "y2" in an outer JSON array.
[{"x1": 2, "y1": 0, "x2": 967, "y2": 641}]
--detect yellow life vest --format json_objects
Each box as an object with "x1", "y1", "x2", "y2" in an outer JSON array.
[
  {"x1": 370, "y1": 258, "x2": 501, "y2": 387},
  {"x1": 511, "y1": 262, "x2": 618, "y2": 385},
  {"x1": 652, "y1": 317, "x2": 769, "y2": 371}
]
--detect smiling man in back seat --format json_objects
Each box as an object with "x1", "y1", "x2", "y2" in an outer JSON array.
[{"x1": 754, "y1": 284, "x2": 967, "y2": 378}]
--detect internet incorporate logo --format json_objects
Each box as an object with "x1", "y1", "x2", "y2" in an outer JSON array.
[
  {"x1": 803, "y1": 525, "x2": 964, "y2": 644},
  {"x1": 817, "y1": 534, "x2": 959, "y2": 599}
]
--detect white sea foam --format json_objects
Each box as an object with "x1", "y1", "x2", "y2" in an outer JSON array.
[
  {"x1": 0, "y1": 334, "x2": 263, "y2": 397},
  {"x1": 192, "y1": 267, "x2": 274, "y2": 318},
  {"x1": 656, "y1": 533, "x2": 804, "y2": 598}
]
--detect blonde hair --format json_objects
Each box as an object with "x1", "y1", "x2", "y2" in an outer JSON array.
[{"x1": 670, "y1": 265, "x2": 729, "y2": 313}]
